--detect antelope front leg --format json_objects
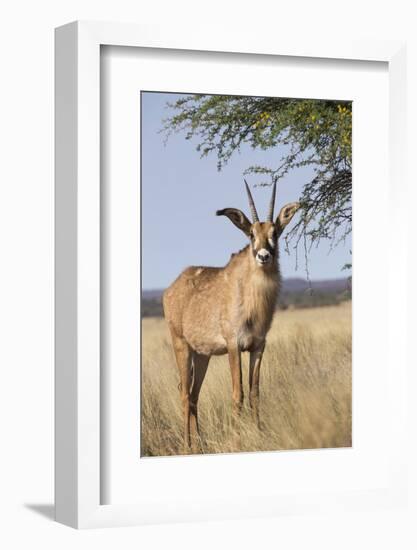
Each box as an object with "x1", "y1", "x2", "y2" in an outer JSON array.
[
  {"x1": 227, "y1": 346, "x2": 243, "y2": 420},
  {"x1": 249, "y1": 341, "x2": 265, "y2": 429}
]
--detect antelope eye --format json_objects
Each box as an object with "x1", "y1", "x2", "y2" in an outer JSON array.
[{"x1": 249, "y1": 230, "x2": 254, "y2": 238}]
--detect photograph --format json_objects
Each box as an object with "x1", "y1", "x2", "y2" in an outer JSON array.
[
  {"x1": 141, "y1": 91, "x2": 352, "y2": 457},
  {"x1": 0, "y1": 1, "x2": 410, "y2": 542}
]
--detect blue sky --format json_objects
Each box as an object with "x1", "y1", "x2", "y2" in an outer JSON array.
[{"x1": 141, "y1": 92, "x2": 351, "y2": 290}]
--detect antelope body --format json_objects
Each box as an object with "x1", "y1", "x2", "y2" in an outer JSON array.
[{"x1": 163, "y1": 182, "x2": 299, "y2": 451}]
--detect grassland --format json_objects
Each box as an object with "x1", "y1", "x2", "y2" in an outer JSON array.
[{"x1": 141, "y1": 302, "x2": 352, "y2": 457}]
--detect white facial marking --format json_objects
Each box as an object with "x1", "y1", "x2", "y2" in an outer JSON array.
[
  {"x1": 268, "y1": 238, "x2": 275, "y2": 249},
  {"x1": 256, "y1": 248, "x2": 271, "y2": 266}
]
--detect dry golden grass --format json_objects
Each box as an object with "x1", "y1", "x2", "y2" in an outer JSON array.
[{"x1": 141, "y1": 302, "x2": 352, "y2": 457}]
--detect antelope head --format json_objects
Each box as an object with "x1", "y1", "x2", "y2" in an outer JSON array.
[{"x1": 216, "y1": 180, "x2": 300, "y2": 268}]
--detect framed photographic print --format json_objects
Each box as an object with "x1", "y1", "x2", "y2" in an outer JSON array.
[{"x1": 55, "y1": 21, "x2": 407, "y2": 528}]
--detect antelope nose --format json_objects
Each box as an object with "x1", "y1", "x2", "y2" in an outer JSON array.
[{"x1": 258, "y1": 251, "x2": 270, "y2": 262}]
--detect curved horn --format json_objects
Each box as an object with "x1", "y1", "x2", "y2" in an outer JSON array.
[
  {"x1": 266, "y1": 181, "x2": 277, "y2": 222},
  {"x1": 244, "y1": 179, "x2": 259, "y2": 223}
]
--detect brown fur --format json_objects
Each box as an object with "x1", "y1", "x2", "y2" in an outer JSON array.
[{"x1": 163, "y1": 202, "x2": 299, "y2": 452}]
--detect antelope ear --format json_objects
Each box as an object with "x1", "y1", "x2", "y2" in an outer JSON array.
[
  {"x1": 275, "y1": 202, "x2": 300, "y2": 236},
  {"x1": 216, "y1": 208, "x2": 252, "y2": 236}
]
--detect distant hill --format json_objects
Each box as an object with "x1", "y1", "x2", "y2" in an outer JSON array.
[
  {"x1": 141, "y1": 277, "x2": 351, "y2": 317},
  {"x1": 142, "y1": 289, "x2": 165, "y2": 300},
  {"x1": 279, "y1": 277, "x2": 349, "y2": 293},
  {"x1": 142, "y1": 278, "x2": 350, "y2": 301}
]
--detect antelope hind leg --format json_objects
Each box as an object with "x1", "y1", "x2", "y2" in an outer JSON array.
[
  {"x1": 189, "y1": 352, "x2": 210, "y2": 452},
  {"x1": 169, "y1": 329, "x2": 193, "y2": 453}
]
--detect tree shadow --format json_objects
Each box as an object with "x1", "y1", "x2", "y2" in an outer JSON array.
[{"x1": 24, "y1": 503, "x2": 55, "y2": 521}]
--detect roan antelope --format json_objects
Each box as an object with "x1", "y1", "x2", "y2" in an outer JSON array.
[{"x1": 163, "y1": 181, "x2": 300, "y2": 452}]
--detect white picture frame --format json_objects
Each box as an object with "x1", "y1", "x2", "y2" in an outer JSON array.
[{"x1": 55, "y1": 21, "x2": 407, "y2": 529}]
